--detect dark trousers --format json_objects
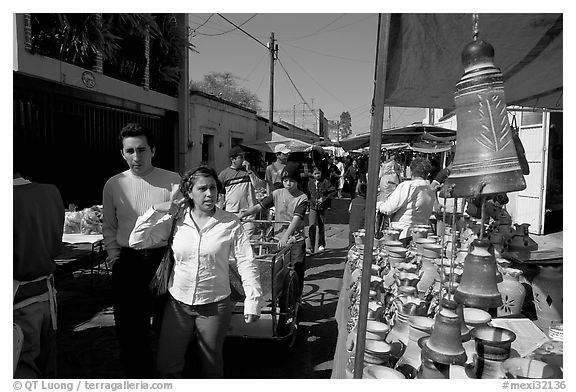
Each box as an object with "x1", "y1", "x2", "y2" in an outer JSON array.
[
  {"x1": 112, "y1": 247, "x2": 167, "y2": 378},
  {"x1": 291, "y1": 241, "x2": 306, "y2": 298},
  {"x1": 157, "y1": 296, "x2": 233, "y2": 378},
  {"x1": 308, "y1": 208, "x2": 326, "y2": 250}
]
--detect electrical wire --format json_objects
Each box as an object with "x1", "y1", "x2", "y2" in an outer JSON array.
[
  {"x1": 281, "y1": 41, "x2": 372, "y2": 63},
  {"x1": 280, "y1": 47, "x2": 350, "y2": 110},
  {"x1": 283, "y1": 14, "x2": 376, "y2": 42},
  {"x1": 277, "y1": 59, "x2": 317, "y2": 119},
  {"x1": 216, "y1": 14, "x2": 267, "y2": 48},
  {"x1": 190, "y1": 14, "x2": 215, "y2": 34}
]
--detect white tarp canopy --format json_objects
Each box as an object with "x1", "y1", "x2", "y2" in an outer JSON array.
[
  {"x1": 242, "y1": 137, "x2": 312, "y2": 153},
  {"x1": 383, "y1": 14, "x2": 562, "y2": 111},
  {"x1": 340, "y1": 124, "x2": 456, "y2": 151}
]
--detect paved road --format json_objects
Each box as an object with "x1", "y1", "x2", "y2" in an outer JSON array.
[{"x1": 56, "y1": 199, "x2": 352, "y2": 379}]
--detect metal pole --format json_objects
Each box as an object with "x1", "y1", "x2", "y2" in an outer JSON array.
[
  {"x1": 268, "y1": 32, "x2": 275, "y2": 133},
  {"x1": 177, "y1": 13, "x2": 190, "y2": 173},
  {"x1": 353, "y1": 13, "x2": 391, "y2": 379}
]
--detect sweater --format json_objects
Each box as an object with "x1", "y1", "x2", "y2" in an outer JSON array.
[{"x1": 14, "y1": 182, "x2": 64, "y2": 302}]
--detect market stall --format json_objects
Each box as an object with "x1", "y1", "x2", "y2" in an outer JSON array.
[{"x1": 334, "y1": 13, "x2": 563, "y2": 380}]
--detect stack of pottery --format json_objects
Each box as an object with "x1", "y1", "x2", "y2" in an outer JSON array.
[
  {"x1": 412, "y1": 225, "x2": 431, "y2": 240},
  {"x1": 417, "y1": 242, "x2": 443, "y2": 295},
  {"x1": 386, "y1": 286, "x2": 426, "y2": 346},
  {"x1": 381, "y1": 229, "x2": 400, "y2": 242},
  {"x1": 383, "y1": 245, "x2": 408, "y2": 287},
  {"x1": 395, "y1": 315, "x2": 435, "y2": 378},
  {"x1": 467, "y1": 326, "x2": 517, "y2": 379},
  {"x1": 497, "y1": 267, "x2": 526, "y2": 317}
]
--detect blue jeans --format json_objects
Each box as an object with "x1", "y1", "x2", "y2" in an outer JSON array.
[{"x1": 156, "y1": 295, "x2": 234, "y2": 378}]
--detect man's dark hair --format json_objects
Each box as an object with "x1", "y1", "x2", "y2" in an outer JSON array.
[
  {"x1": 410, "y1": 157, "x2": 432, "y2": 179},
  {"x1": 119, "y1": 123, "x2": 156, "y2": 149}
]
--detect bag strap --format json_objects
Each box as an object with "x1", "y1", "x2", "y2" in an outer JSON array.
[{"x1": 166, "y1": 206, "x2": 185, "y2": 246}]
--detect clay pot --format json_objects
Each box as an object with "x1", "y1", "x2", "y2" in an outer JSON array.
[
  {"x1": 387, "y1": 246, "x2": 408, "y2": 257},
  {"x1": 395, "y1": 316, "x2": 435, "y2": 377},
  {"x1": 421, "y1": 243, "x2": 443, "y2": 258},
  {"x1": 497, "y1": 268, "x2": 526, "y2": 317},
  {"x1": 412, "y1": 227, "x2": 429, "y2": 240},
  {"x1": 382, "y1": 229, "x2": 401, "y2": 242},
  {"x1": 417, "y1": 256, "x2": 439, "y2": 295},
  {"x1": 532, "y1": 265, "x2": 563, "y2": 330},
  {"x1": 469, "y1": 326, "x2": 516, "y2": 379},
  {"x1": 463, "y1": 307, "x2": 492, "y2": 330},
  {"x1": 363, "y1": 364, "x2": 405, "y2": 379}
]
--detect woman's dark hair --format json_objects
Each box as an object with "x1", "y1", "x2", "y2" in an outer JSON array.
[
  {"x1": 119, "y1": 123, "x2": 156, "y2": 149},
  {"x1": 410, "y1": 157, "x2": 432, "y2": 179},
  {"x1": 179, "y1": 166, "x2": 223, "y2": 208}
]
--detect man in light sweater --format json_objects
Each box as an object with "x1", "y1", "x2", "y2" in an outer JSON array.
[{"x1": 102, "y1": 123, "x2": 181, "y2": 378}]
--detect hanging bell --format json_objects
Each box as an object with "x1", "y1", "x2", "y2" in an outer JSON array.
[
  {"x1": 421, "y1": 308, "x2": 467, "y2": 365},
  {"x1": 441, "y1": 39, "x2": 526, "y2": 198},
  {"x1": 455, "y1": 239, "x2": 503, "y2": 309}
]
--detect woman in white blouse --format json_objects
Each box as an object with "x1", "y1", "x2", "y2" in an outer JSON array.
[{"x1": 129, "y1": 166, "x2": 262, "y2": 378}]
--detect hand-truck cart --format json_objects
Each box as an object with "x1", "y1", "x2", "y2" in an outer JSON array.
[{"x1": 227, "y1": 219, "x2": 301, "y2": 349}]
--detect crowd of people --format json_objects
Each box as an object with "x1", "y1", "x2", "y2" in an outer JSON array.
[{"x1": 14, "y1": 121, "x2": 452, "y2": 379}]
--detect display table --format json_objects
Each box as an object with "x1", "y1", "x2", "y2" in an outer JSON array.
[
  {"x1": 60, "y1": 234, "x2": 109, "y2": 280},
  {"x1": 330, "y1": 255, "x2": 564, "y2": 379}
]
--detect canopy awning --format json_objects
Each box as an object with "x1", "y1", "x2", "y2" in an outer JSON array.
[
  {"x1": 340, "y1": 123, "x2": 456, "y2": 151},
  {"x1": 241, "y1": 137, "x2": 312, "y2": 153},
  {"x1": 383, "y1": 14, "x2": 563, "y2": 110}
]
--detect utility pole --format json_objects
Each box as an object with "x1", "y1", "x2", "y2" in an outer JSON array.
[{"x1": 268, "y1": 33, "x2": 277, "y2": 133}]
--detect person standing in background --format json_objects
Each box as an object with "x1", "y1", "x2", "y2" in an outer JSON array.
[
  {"x1": 306, "y1": 166, "x2": 336, "y2": 254},
  {"x1": 102, "y1": 123, "x2": 181, "y2": 378},
  {"x1": 239, "y1": 162, "x2": 309, "y2": 298},
  {"x1": 335, "y1": 157, "x2": 345, "y2": 198},
  {"x1": 348, "y1": 183, "x2": 367, "y2": 247},
  {"x1": 218, "y1": 145, "x2": 264, "y2": 239},
  {"x1": 265, "y1": 143, "x2": 290, "y2": 194},
  {"x1": 13, "y1": 155, "x2": 64, "y2": 378},
  {"x1": 375, "y1": 153, "x2": 402, "y2": 236},
  {"x1": 376, "y1": 157, "x2": 437, "y2": 247}
]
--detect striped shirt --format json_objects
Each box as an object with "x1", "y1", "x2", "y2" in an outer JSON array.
[{"x1": 218, "y1": 167, "x2": 258, "y2": 213}]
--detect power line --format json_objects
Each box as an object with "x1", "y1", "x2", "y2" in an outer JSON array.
[
  {"x1": 216, "y1": 14, "x2": 267, "y2": 48},
  {"x1": 283, "y1": 14, "x2": 376, "y2": 42},
  {"x1": 277, "y1": 59, "x2": 318, "y2": 119},
  {"x1": 190, "y1": 14, "x2": 215, "y2": 34},
  {"x1": 280, "y1": 41, "x2": 372, "y2": 63},
  {"x1": 280, "y1": 46, "x2": 350, "y2": 111}
]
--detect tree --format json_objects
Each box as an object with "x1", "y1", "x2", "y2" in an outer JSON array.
[
  {"x1": 339, "y1": 111, "x2": 352, "y2": 139},
  {"x1": 28, "y1": 13, "x2": 195, "y2": 96},
  {"x1": 190, "y1": 72, "x2": 262, "y2": 112}
]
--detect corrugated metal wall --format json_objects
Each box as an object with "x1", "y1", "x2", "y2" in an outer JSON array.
[{"x1": 14, "y1": 74, "x2": 177, "y2": 208}]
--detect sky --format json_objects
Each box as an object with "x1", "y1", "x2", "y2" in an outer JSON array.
[{"x1": 187, "y1": 13, "x2": 428, "y2": 137}]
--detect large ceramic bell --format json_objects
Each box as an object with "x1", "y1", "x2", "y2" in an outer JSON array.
[
  {"x1": 421, "y1": 308, "x2": 467, "y2": 365},
  {"x1": 441, "y1": 39, "x2": 526, "y2": 198},
  {"x1": 455, "y1": 239, "x2": 503, "y2": 309}
]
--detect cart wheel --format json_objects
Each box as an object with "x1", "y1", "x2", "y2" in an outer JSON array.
[{"x1": 276, "y1": 270, "x2": 300, "y2": 348}]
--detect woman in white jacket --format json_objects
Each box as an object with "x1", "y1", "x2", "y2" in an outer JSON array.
[{"x1": 129, "y1": 166, "x2": 262, "y2": 378}]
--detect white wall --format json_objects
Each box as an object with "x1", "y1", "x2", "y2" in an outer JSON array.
[{"x1": 188, "y1": 94, "x2": 258, "y2": 172}]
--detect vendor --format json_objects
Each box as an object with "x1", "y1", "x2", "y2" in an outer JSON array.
[{"x1": 376, "y1": 157, "x2": 437, "y2": 246}]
